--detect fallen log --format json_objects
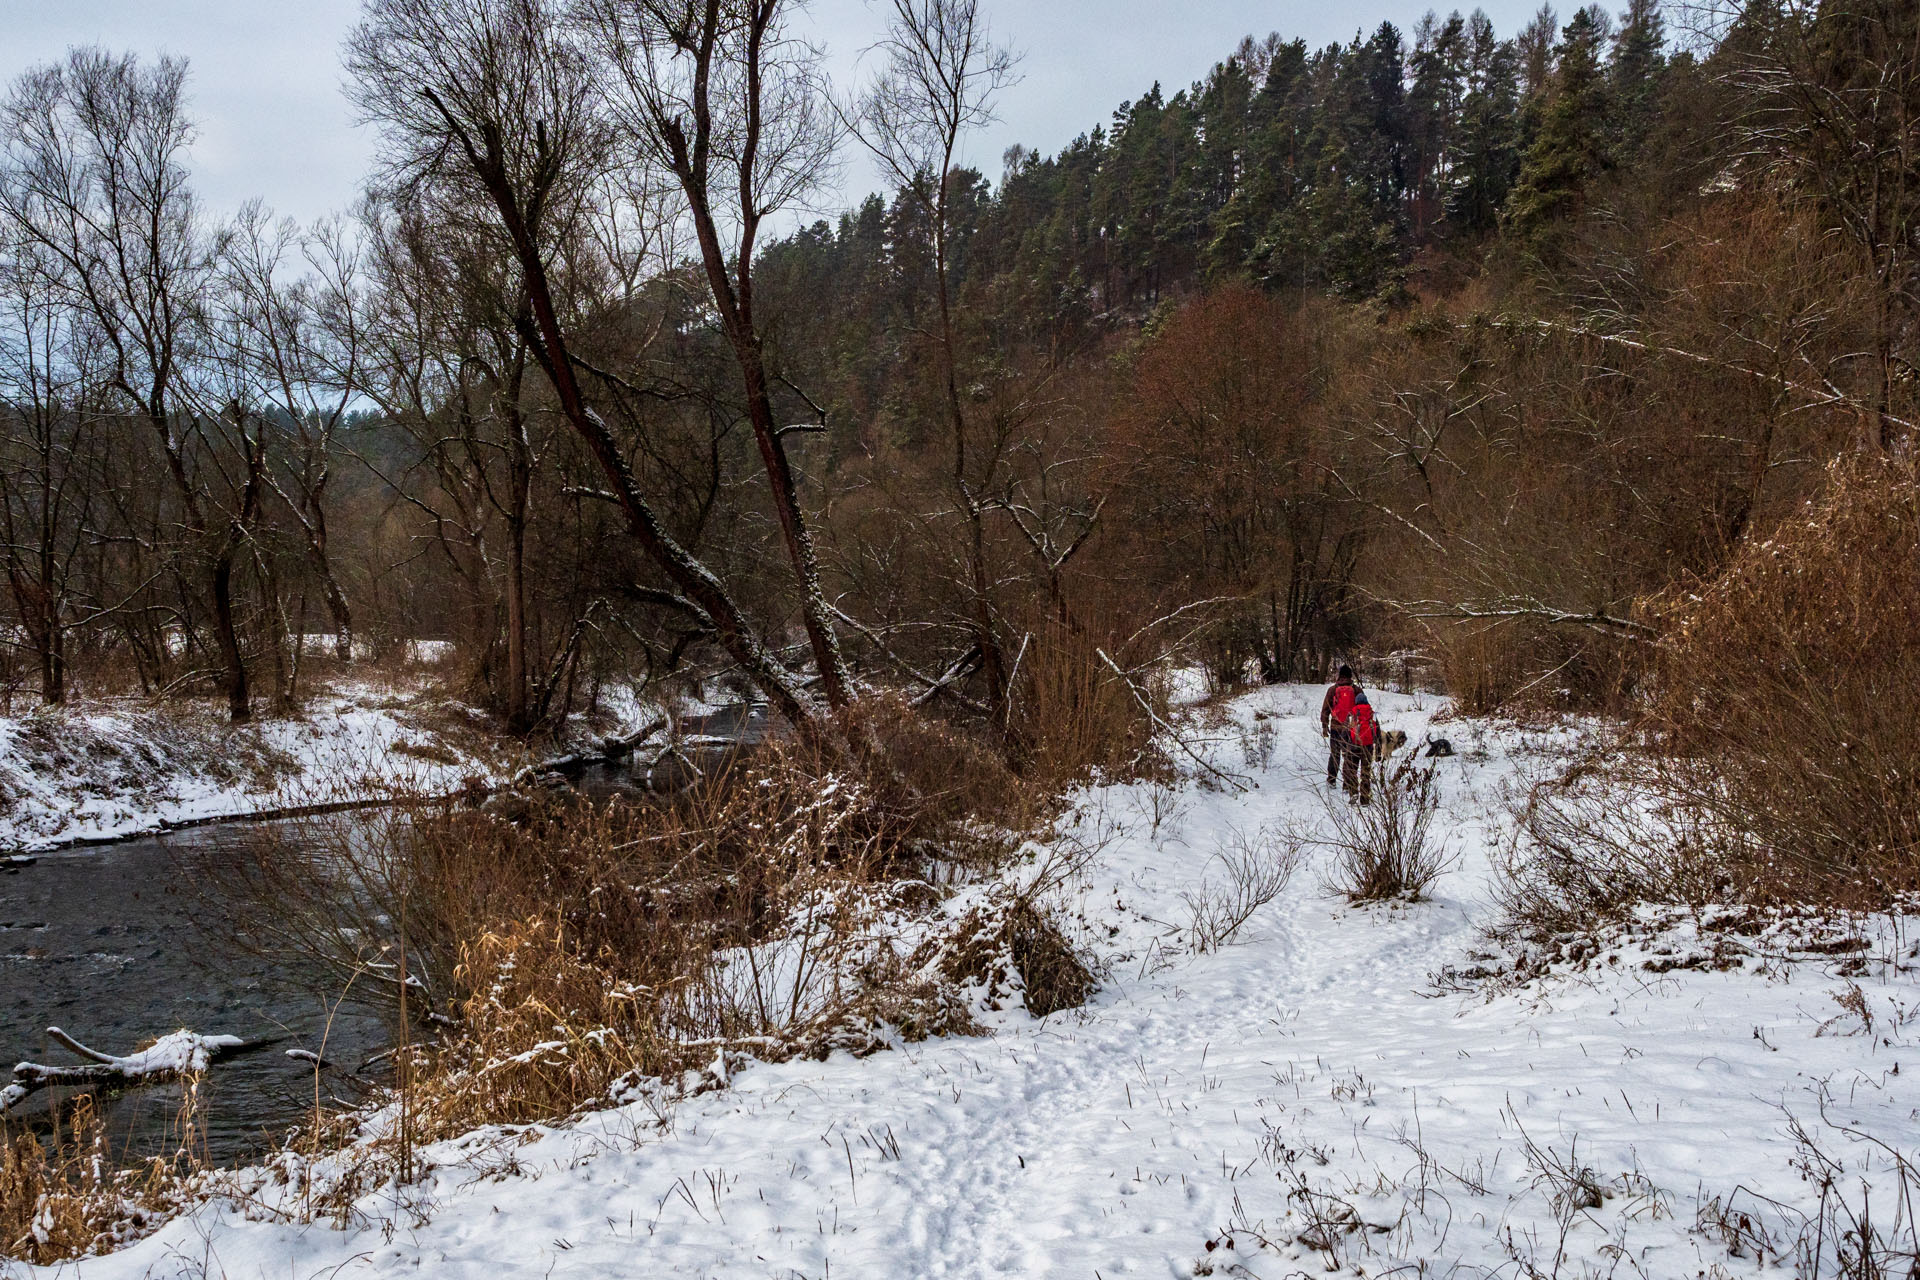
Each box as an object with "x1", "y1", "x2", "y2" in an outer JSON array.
[
  {"x1": 0, "y1": 1027, "x2": 276, "y2": 1116},
  {"x1": 511, "y1": 716, "x2": 669, "y2": 786}
]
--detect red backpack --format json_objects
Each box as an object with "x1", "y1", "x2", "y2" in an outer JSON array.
[
  {"x1": 1349, "y1": 700, "x2": 1377, "y2": 748},
  {"x1": 1330, "y1": 683, "x2": 1358, "y2": 725}
]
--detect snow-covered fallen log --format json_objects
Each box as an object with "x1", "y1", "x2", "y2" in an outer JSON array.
[
  {"x1": 0, "y1": 1027, "x2": 267, "y2": 1115},
  {"x1": 508, "y1": 715, "x2": 669, "y2": 786}
]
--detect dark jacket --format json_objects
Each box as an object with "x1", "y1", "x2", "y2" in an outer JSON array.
[{"x1": 1320, "y1": 679, "x2": 1359, "y2": 734}]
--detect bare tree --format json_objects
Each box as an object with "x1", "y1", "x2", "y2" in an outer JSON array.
[
  {"x1": 347, "y1": 0, "x2": 820, "y2": 726},
  {"x1": 0, "y1": 235, "x2": 100, "y2": 703},
  {"x1": 358, "y1": 193, "x2": 555, "y2": 730},
  {"x1": 849, "y1": 0, "x2": 1019, "y2": 718},
  {"x1": 0, "y1": 50, "x2": 256, "y2": 720},
  {"x1": 587, "y1": 0, "x2": 854, "y2": 709},
  {"x1": 216, "y1": 204, "x2": 363, "y2": 671}
]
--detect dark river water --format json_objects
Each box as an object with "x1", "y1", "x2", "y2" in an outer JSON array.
[
  {"x1": 1, "y1": 710, "x2": 764, "y2": 1174},
  {"x1": 0, "y1": 818, "x2": 392, "y2": 1164},
  {"x1": 0, "y1": 708, "x2": 769, "y2": 1167}
]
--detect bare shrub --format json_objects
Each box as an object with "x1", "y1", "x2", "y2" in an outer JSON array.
[
  {"x1": 1, "y1": 1095, "x2": 198, "y2": 1263},
  {"x1": 1238, "y1": 717, "x2": 1277, "y2": 770},
  {"x1": 1007, "y1": 622, "x2": 1160, "y2": 788},
  {"x1": 1636, "y1": 454, "x2": 1920, "y2": 907},
  {"x1": 1318, "y1": 764, "x2": 1456, "y2": 902},
  {"x1": 1492, "y1": 754, "x2": 1728, "y2": 937},
  {"x1": 1429, "y1": 618, "x2": 1636, "y2": 719},
  {"x1": 1131, "y1": 780, "x2": 1188, "y2": 842},
  {"x1": 1182, "y1": 823, "x2": 1305, "y2": 952}
]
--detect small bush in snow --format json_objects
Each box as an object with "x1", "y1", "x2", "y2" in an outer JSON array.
[
  {"x1": 1182, "y1": 822, "x2": 1303, "y2": 952},
  {"x1": 1318, "y1": 764, "x2": 1455, "y2": 903}
]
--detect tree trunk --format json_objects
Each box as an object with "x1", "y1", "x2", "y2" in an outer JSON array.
[
  {"x1": 210, "y1": 547, "x2": 250, "y2": 724},
  {"x1": 504, "y1": 364, "x2": 532, "y2": 735},
  {"x1": 934, "y1": 184, "x2": 1006, "y2": 723}
]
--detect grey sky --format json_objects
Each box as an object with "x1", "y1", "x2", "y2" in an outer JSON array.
[{"x1": 3, "y1": 0, "x2": 1549, "y2": 230}]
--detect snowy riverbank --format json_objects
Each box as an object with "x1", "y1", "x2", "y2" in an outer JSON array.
[
  {"x1": 15, "y1": 682, "x2": 1920, "y2": 1277},
  {"x1": 0, "y1": 678, "x2": 657, "y2": 852}
]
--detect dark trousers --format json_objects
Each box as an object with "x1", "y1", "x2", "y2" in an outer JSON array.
[
  {"x1": 1339, "y1": 735, "x2": 1372, "y2": 803},
  {"x1": 1326, "y1": 727, "x2": 1347, "y2": 783}
]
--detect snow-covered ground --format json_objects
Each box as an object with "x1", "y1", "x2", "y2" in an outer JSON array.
[
  {"x1": 16, "y1": 684, "x2": 1920, "y2": 1277},
  {"x1": 0, "y1": 678, "x2": 657, "y2": 851}
]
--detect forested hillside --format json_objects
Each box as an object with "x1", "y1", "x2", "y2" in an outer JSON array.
[{"x1": 0, "y1": 0, "x2": 1911, "y2": 749}]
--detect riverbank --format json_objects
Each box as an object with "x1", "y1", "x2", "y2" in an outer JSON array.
[{"x1": 0, "y1": 676, "x2": 660, "y2": 852}]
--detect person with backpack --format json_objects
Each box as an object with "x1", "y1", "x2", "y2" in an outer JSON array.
[
  {"x1": 1345, "y1": 690, "x2": 1377, "y2": 805},
  {"x1": 1319, "y1": 665, "x2": 1360, "y2": 787}
]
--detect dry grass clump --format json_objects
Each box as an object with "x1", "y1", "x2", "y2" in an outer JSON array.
[
  {"x1": 403, "y1": 917, "x2": 673, "y2": 1139},
  {"x1": 937, "y1": 894, "x2": 1095, "y2": 1017},
  {"x1": 1636, "y1": 452, "x2": 1920, "y2": 906},
  {"x1": 1318, "y1": 764, "x2": 1456, "y2": 902},
  {"x1": 1, "y1": 1098, "x2": 196, "y2": 1264},
  {"x1": 832, "y1": 693, "x2": 1043, "y2": 848}
]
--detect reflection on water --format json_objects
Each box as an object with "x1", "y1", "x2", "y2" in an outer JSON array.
[{"x1": 0, "y1": 818, "x2": 389, "y2": 1165}]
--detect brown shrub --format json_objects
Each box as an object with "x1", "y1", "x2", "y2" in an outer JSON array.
[
  {"x1": 1006, "y1": 623, "x2": 1158, "y2": 788},
  {"x1": 1643, "y1": 452, "x2": 1920, "y2": 904},
  {"x1": 832, "y1": 693, "x2": 1041, "y2": 845},
  {"x1": 406, "y1": 917, "x2": 677, "y2": 1139},
  {"x1": 1429, "y1": 618, "x2": 1637, "y2": 718},
  {"x1": 245, "y1": 700, "x2": 1058, "y2": 1142}
]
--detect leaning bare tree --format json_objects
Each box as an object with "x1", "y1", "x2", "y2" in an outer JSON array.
[
  {"x1": 586, "y1": 0, "x2": 854, "y2": 709},
  {"x1": 347, "y1": 0, "x2": 820, "y2": 726}
]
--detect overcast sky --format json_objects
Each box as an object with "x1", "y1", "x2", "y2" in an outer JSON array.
[{"x1": 3, "y1": 0, "x2": 1548, "y2": 230}]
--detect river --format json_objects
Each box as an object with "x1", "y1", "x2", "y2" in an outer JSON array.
[
  {"x1": 0, "y1": 705, "x2": 770, "y2": 1166},
  {"x1": 0, "y1": 818, "x2": 391, "y2": 1164}
]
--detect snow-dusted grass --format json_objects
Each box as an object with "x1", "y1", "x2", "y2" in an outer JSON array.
[{"x1": 14, "y1": 683, "x2": 1920, "y2": 1277}]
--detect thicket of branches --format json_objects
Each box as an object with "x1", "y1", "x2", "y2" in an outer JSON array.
[{"x1": 0, "y1": 0, "x2": 1910, "y2": 747}]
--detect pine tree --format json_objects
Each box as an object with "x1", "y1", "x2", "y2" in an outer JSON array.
[
  {"x1": 1449, "y1": 10, "x2": 1522, "y2": 233},
  {"x1": 1506, "y1": 6, "x2": 1612, "y2": 236},
  {"x1": 1407, "y1": 11, "x2": 1471, "y2": 241},
  {"x1": 1609, "y1": 0, "x2": 1667, "y2": 154}
]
